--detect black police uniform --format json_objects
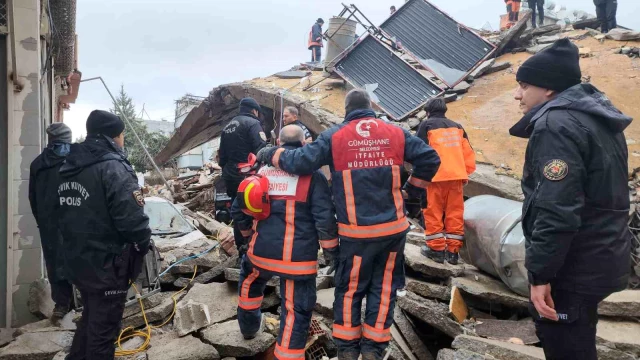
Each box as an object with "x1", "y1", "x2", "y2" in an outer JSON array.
[
  {"x1": 29, "y1": 146, "x2": 73, "y2": 312},
  {"x1": 59, "y1": 134, "x2": 151, "y2": 360},
  {"x1": 219, "y1": 101, "x2": 267, "y2": 250},
  {"x1": 511, "y1": 83, "x2": 632, "y2": 360},
  {"x1": 292, "y1": 120, "x2": 312, "y2": 140}
]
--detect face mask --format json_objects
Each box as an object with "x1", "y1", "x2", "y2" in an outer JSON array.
[{"x1": 50, "y1": 143, "x2": 71, "y2": 157}]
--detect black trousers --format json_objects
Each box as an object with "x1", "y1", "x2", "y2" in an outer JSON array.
[
  {"x1": 528, "y1": 0, "x2": 545, "y2": 27},
  {"x1": 42, "y1": 245, "x2": 73, "y2": 309},
  {"x1": 530, "y1": 289, "x2": 607, "y2": 360},
  {"x1": 68, "y1": 289, "x2": 127, "y2": 360},
  {"x1": 225, "y1": 179, "x2": 245, "y2": 251},
  {"x1": 311, "y1": 46, "x2": 322, "y2": 63},
  {"x1": 595, "y1": 0, "x2": 617, "y2": 33}
]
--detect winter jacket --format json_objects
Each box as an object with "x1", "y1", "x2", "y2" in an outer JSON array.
[
  {"x1": 265, "y1": 109, "x2": 441, "y2": 241},
  {"x1": 293, "y1": 120, "x2": 312, "y2": 140},
  {"x1": 510, "y1": 83, "x2": 632, "y2": 296},
  {"x1": 231, "y1": 143, "x2": 337, "y2": 279},
  {"x1": 416, "y1": 115, "x2": 476, "y2": 182},
  {"x1": 29, "y1": 147, "x2": 68, "y2": 282},
  {"x1": 219, "y1": 109, "x2": 267, "y2": 184},
  {"x1": 308, "y1": 23, "x2": 323, "y2": 49},
  {"x1": 58, "y1": 135, "x2": 151, "y2": 292}
]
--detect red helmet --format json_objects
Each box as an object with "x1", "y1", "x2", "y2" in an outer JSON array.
[{"x1": 237, "y1": 175, "x2": 270, "y2": 220}]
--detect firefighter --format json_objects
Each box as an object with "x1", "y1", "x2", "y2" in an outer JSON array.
[
  {"x1": 28, "y1": 123, "x2": 74, "y2": 324},
  {"x1": 594, "y1": 0, "x2": 617, "y2": 34},
  {"x1": 309, "y1": 18, "x2": 324, "y2": 63},
  {"x1": 505, "y1": 0, "x2": 522, "y2": 24},
  {"x1": 231, "y1": 125, "x2": 338, "y2": 360},
  {"x1": 219, "y1": 98, "x2": 267, "y2": 252},
  {"x1": 282, "y1": 106, "x2": 312, "y2": 144},
  {"x1": 416, "y1": 98, "x2": 476, "y2": 265},
  {"x1": 510, "y1": 39, "x2": 631, "y2": 359},
  {"x1": 257, "y1": 89, "x2": 441, "y2": 360},
  {"x1": 58, "y1": 110, "x2": 151, "y2": 360}
]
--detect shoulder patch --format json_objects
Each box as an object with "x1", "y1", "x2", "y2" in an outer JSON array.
[
  {"x1": 259, "y1": 132, "x2": 267, "y2": 141},
  {"x1": 543, "y1": 159, "x2": 568, "y2": 181},
  {"x1": 133, "y1": 190, "x2": 145, "y2": 207}
]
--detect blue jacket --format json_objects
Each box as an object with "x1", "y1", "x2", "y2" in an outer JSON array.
[
  {"x1": 231, "y1": 143, "x2": 338, "y2": 278},
  {"x1": 266, "y1": 109, "x2": 441, "y2": 241}
]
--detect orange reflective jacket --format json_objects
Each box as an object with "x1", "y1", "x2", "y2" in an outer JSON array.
[{"x1": 416, "y1": 116, "x2": 476, "y2": 182}]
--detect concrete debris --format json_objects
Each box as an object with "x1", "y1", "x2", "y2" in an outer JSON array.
[
  {"x1": 572, "y1": 18, "x2": 601, "y2": 31},
  {"x1": 470, "y1": 59, "x2": 496, "y2": 79},
  {"x1": 449, "y1": 81, "x2": 471, "y2": 95},
  {"x1": 274, "y1": 70, "x2": 311, "y2": 79},
  {"x1": 451, "y1": 271, "x2": 528, "y2": 310},
  {"x1": 406, "y1": 232, "x2": 426, "y2": 247},
  {"x1": 597, "y1": 319, "x2": 640, "y2": 357},
  {"x1": 526, "y1": 43, "x2": 553, "y2": 54},
  {"x1": 0, "y1": 330, "x2": 74, "y2": 360},
  {"x1": 483, "y1": 62, "x2": 512, "y2": 76},
  {"x1": 405, "y1": 243, "x2": 467, "y2": 279},
  {"x1": 123, "y1": 291, "x2": 170, "y2": 319},
  {"x1": 27, "y1": 279, "x2": 54, "y2": 320},
  {"x1": 536, "y1": 35, "x2": 560, "y2": 44},
  {"x1": 443, "y1": 93, "x2": 458, "y2": 103},
  {"x1": 436, "y1": 348, "x2": 492, "y2": 360},
  {"x1": 147, "y1": 333, "x2": 220, "y2": 360},
  {"x1": 416, "y1": 110, "x2": 428, "y2": 120},
  {"x1": 397, "y1": 291, "x2": 463, "y2": 338},
  {"x1": 225, "y1": 268, "x2": 279, "y2": 287},
  {"x1": 123, "y1": 292, "x2": 181, "y2": 329},
  {"x1": 0, "y1": 329, "x2": 14, "y2": 348},
  {"x1": 451, "y1": 335, "x2": 545, "y2": 360},
  {"x1": 15, "y1": 312, "x2": 76, "y2": 335},
  {"x1": 529, "y1": 24, "x2": 562, "y2": 37},
  {"x1": 174, "y1": 299, "x2": 211, "y2": 336},
  {"x1": 606, "y1": 28, "x2": 640, "y2": 41},
  {"x1": 579, "y1": 47, "x2": 592, "y2": 58},
  {"x1": 405, "y1": 278, "x2": 450, "y2": 301},
  {"x1": 598, "y1": 290, "x2": 640, "y2": 317},
  {"x1": 316, "y1": 267, "x2": 334, "y2": 291},
  {"x1": 495, "y1": 11, "x2": 532, "y2": 55},
  {"x1": 393, "y1": 307, "x2": 434, "y2": 360},
  {"x1": 314, "y1": 288, "x2": 335, "y2": 319},
  {"x1": 407, "y1": 117, "x2": 421, "y2": 130},
  {"x1": 596, "y1": 345, "x2": 636, "y2": 360},
  {"x1": 621, "y1": 47, "x2": 632, "y2": 55},
  {"x1": 200, "y1": 319, "x2": 275, "y2": 358},
  {"x1": 390, "y1": 325, "x2": 421, "y2": 360},
  {"x1": 174, "y1": 254, "x2": 238, "y2": 288},
  {"x1": 475, "y1": 319, "x2": 539, "y2": 345},
  {"x1": 466, "y1": 164, "x2": 524, "y2": 201}
]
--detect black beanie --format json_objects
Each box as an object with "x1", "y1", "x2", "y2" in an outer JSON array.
[
  {"x1": 239, "y1": 97, "x2": 262, "y2": 114},
  {"x1": 516, "y1": 38, "x2": 582, "y2": 92},
  {"x1": 86, "y1": 110, "x2": 125, "y2": 138}
]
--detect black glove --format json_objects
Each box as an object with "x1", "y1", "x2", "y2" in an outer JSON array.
[
  {"x1": 128, "y1": 241, "x2": 151, "y2": 283},
  {"x1": 256, "y1": 145, "x2": 276, "y2": 165},
  {"x1": 403, "y1": 182, "x2": 424, "y2": 200},
  {"x1": 238, "y1": 243, "x2": 249, "y2": 258},
  {"x1": 323, "y1": 249, "x2": 338, "y2": 275}
]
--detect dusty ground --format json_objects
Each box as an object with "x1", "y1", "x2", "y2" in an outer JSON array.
[{"x1": 250, "y1": 31, "x2": 640, "y2": 178}]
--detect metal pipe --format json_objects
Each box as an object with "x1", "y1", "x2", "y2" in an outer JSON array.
[
  {"x1": 7, "y1": 0, "x2": 23, "y2": 92},
  {"x1": 80, "y1": 77, "x2": 174, "y2": 194}
]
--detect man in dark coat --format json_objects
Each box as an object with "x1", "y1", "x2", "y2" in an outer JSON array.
[
  {"x1": 283, "y1": 106, "x2": 312, "y2": 144},
  {"x1": 528, "y1": 0, "x2": 545, "y2": 28},
  {"x1": 308, "y1": 18, "x2": 324, "y2": 63},
  {"x1": 510, "y1": 38, "x2": 632, "y2": 360},
  {"x1": 594, "y1": 0, "x2": 617, "y2": 33},
  {"x1": 59, "y1": 110, "x2": 151, "y2": 360},
  {"x1": 28, "y1": 123, "x2": 74, "y2": 324}
]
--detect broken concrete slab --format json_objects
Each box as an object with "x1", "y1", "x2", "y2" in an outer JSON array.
[
  {"x1": 530, "y1": 24, "x2": 562, "y2": 37},
  {"x1": 200, "y1": 319, "x2": 275, "y2": 358},
  {"x1": 484, "y1": 61, "x2": 512, "y2": 75},
  {"x1": 123, "y1": 291, "x2": 169, "y2": 319},
  {"x1": 274, "y1": 70, "x2": 310, "y2": 79},
  {"x1": 28, "y1": 279, "x2": 54, "y2": 319},
  {"x1": 443, "y1": 93, "x2": 458, "y2": 103},
  {"x1": 0, "y1": 329, "x2": 14, "y2": 348},
  {"x1": 416, "y1": 110, "x2": 428, "y2": 120},
  {"x1": 0, "y1": 331, "x2": 74, "y2": 360},
  {"x1": 407, "y1": 117, "x2": 421, "y2": 130},
  {"x1": 174, "y1": 300, "x2": 211, "y2": 336},
  {"x1": 536, "y1": 35, "x2": 561, "y2": 44},
  {"x1": 526, "y1": 43, "x2": 553, "y2": 54},
  {"x1": 175, "y1": 254, "x2": 238, "y2": 288},
  {"x1": 315, "y1": 288, "x2": 335, "y2": 319},
  {"x1": 405, "y1": 243, "x2": 467, "y2": 279},
  {"x1": 597, "y1": 319, "x2": 640, "y2": 357},
  {"x1": 393, "y1": 307, "x2": 434, "y2": 360},
  {"x1": 147, "y1": 333, "x2": 220, "y2": 360},
  {"x1": 436, "y1": 348, "x2": 488, "y2": 360},
  {"x1": 451, "y1": 335, "x2": 545, "y2": 360},
  {"x1": 598, "y1": 290, "x2": 640, "y2": 317},
  {"x1": 466, "y1": 164, "x2": 524, "y2": 201},
  {"x1": 451, "y1": 271, "x2": 528, "y2": 309},
  {"x1": 596, "y1": 345, "x2": 636, "y2": 360},
  {"x1": 475, "y1": 319, "x2": 539, "y2": 345},
  {"x1": 406, "y1": 232, "x2": 426, "y2": 247},
  {"x1": 397, "y1": 292, "x2": 462, "y2": 338},
  {"x1": 224, "y1": 268, "x2": 278, "y2": 287},
  {"x1": 405, "y1": 278, "x2": 450, "y2": 301},
  {"x1": 496, "y1": 10, "x2": 533, "y2": 55},
  {"x1": 448, "y1": 81, "x2": 471, "y2": 95},
  {"x1": 15, "y1": 315, "x2": 76, "y2": 335},
  {"x1": 470, "y1": 59, "x2": 496, "y2": 79},
  {"x1": 123, "y1": 292, "x2": 181, "y2": 329}
]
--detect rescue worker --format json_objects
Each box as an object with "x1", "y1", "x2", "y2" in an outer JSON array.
[
  {"x1": 416, "y1": 98, "x2": 476, "y2": 265},
  {"x1": 594, "y1": 0, "x2": 617, "y2": 34},
  {"x1": 282, "y1": 106, "x2": 312, "y2": 144},
  {"x1": 505, "y1": 0, "x2": 522, "y2": 24},
  {"x1": 390, "y1": 6, "x2": 396, "y2": 15},
  {"x1": 219, "y1": 98, "x2": 267, "y2": 252},
  {"x1": 257, "y1": 89, "x2": 441, "y2": 360},
  {"x1": 309, "y1": 18, "x2": 324, "y2": 63},
  {"x1": 528, "y1": 0, "x2": 545, "y2": 28},
  {"x1": 509, "y1": 39, "x2": 631, "y2": 359},
  {"x1": 59, "y1": 110, "x2": 151, "y2": 360},
  {"x1": 231, "y1": 125, "x2": 337, "y2": 359},
  {"x1": 28, "y1": 123, "x2": 74, "y2": 324}
]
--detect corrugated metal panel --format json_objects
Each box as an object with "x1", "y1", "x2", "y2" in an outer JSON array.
[
  {"x1": 380, "y1": 0, "x2": 495, "y2": 87},
  {"x1": 334, "y1": 36, "x2": 443, "y2": 120}
]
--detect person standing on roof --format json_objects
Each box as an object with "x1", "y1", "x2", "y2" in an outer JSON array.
[
  {"x1": 58, "y1": 111, "x2": 151, "y2": 360},
  {"x1": 528, "y1": 0, "x2": 545, "y2": 28},
  {"x1": 231, "y1": 125, "x2": 338, "y2": 360},
  {"x1": 594, "y1": 0, "x2": 617, "y2": 34},
  {"x1": 416, "y1": 98, "x2": 476, "y2": 265},
  {"x1": 510, "y1": 38, "x2": 631, "y2": 359},
  {"x1": 257, "y1": 89, "x2": 441, "y2": 360},
  {"x1": 219, "y1": 98, "x2": 267, "y2": 254},
  {"x1": 309, "y1": 18, "x2": 324, "y2": 63},
  {"x1": 28, "y1": 123, "x2": 74, "y2": 325},
  {"x1": 283, "y1": 106, "x2": 312, "y2": 144},
  {"x1": 505, "y1": 0, "x2": 522, "y2": 25},
  {"x1": 390, "y1": 6, "x2": 397, "y2": 15}
]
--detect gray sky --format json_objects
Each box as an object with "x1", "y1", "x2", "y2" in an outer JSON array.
[{"x1": 66, "y1": 0, "x2": 640, "y2": 139}]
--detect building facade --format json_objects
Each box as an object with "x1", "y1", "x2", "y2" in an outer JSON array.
[{"x1": 174, "y1": 94, "x2": 220, "y2": 170}]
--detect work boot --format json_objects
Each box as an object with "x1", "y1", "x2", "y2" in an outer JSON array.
[
  {"x1": 421, "y1": 245, "x2": 444, "y2": 264},
  {"x1": 361, "y1": 352, "x2": 381, "y2": 360},
  {"x1": 243, "y1": 314, "x2": 265, "y2": 340},
  {"x1": 445, "y1": 251, "x2": 459, "y2": 265},
  {"x1": 337, "y1": 351, "x2": 360, "y2": 360},
  {"x1": 50, "y1": 304, "x2": 69, "y2": 326}
]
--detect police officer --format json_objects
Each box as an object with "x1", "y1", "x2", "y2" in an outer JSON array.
[
  {"x1": 257, "y1": 89, "x2": 441, "y2": 360},
  {"x1": 59, "y1": 110, "x2": 151, "y2": 360},
  {"x1": 282, "y1": 106, "x2": 312, "y2": 144},
  {"x1": 509, "y1": 39, "x2": 631, "y2": 359},
  {"x1": 219, "y1": 97, "x2": 267, "y2": 252},
  {"x1": 28, "y1": 123, "x2": 74, "y2": 324},
  {"x1": 231, "y1": 125, "x2": 338, "y2": 360}
]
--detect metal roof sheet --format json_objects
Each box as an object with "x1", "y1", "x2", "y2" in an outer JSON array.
[
  {"x1": 334, "y1": 36, "x2": 443, "y2": 120},
  {"x1": 380, "y1": 0, "x2": 495, "y2": 87}
]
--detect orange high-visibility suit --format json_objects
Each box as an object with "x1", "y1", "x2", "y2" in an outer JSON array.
[{"x1": 416, "y1": 116, "x2": 476, "y2": 253}]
